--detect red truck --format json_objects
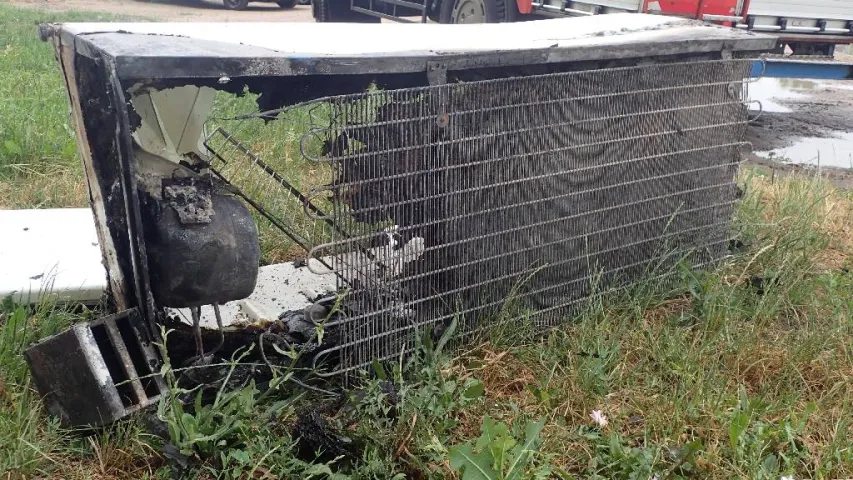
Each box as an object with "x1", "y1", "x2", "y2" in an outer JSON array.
[{"x1": 314, "y1": 0, "x2": 853, "y2": 56}]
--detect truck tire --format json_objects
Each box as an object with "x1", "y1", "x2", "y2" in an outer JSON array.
[
  {"x1": 438, "y1": 0, "x2": 514, "y2": 23},
  {"x1": 277, "y1": 0, "x2": 297, "y2": 7},
  {"x1": 313, "y1": 0, "x2": 381, "y2": 22},
  {"x1": 223, "y1": 0, "x2": 250, "y2": 10}
]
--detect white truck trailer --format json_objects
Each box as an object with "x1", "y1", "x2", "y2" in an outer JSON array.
[{"x1": 314, "y1": 0, "x2": 853, "y2": 56}]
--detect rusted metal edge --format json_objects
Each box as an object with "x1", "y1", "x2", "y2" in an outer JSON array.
[{"x1": 54, "y1": 32, "x2": 130, "y2": 311}]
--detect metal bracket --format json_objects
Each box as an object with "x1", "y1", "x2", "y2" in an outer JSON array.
[
  {"x1": 25, "y1": 308, "x2": 165, "y2": 427},
  {"x1": 427, "y1": 62, "x2": 450, "y2": 124},
  {"x1": 426, "y1": 62, "x2": 447, "y2": 86}
]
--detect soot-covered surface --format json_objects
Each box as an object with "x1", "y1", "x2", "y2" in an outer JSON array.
[{"x1": 316, "y1": 59, "x2": 752, "y2": 374}]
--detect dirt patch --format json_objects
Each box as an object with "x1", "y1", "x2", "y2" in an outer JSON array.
[{"x1": 8, "y1": 0, "x2": 314, "y2": 22}]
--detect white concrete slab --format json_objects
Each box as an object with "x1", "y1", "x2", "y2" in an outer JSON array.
[
  {"x1": 171, "y1": 261, "x2": 336, "y2": 328},
  {"x1": 0, "y1": 208, "x2": 106, "y2": 304},
  {"x1": 0, "y1": 208, "x2": 336, "y2": 315}
]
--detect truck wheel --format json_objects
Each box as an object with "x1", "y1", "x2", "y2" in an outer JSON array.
[
  {"x1": 438, "y1": 0, "x2": 513, "y2": 23},
  {"x1": 223, "y1": 0, "x2": 250, "y2": 9},
  {"x1": 277, "y1": 0, "x2": 297, "y2": 7},
  {"x1": 313, "y1": 0, "x2": 380, "y2": 22}
]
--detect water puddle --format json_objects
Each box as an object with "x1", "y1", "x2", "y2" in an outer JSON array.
[
  {"x1": 817, "y1": 81, "x2": 853, "y2": 91},
  {"x1": 755, "y1": 130, "x2": 853, "y2": 169},
  {"x1": 748, "y1": 78, "x2": 817, "y2": 113}
]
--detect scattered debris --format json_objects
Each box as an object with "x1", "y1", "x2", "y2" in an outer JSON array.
[
  {"x1": 293, "y1": 409, "x2": 355, "y2": 462},
  {"x1": 728, "y1": 239, "x2": 747, "y2": 253},
  {"x1": 589, "y1": 409, "x2": 608, "y2": 428},
  {"x1": 161, "y1": 443, "x2": 191, "y2": 472},
  {"x1": 626, "y1": 414, "x2": 644, "y2": 425},
  {"x1": 161, "y1": 180, "x2": 214, "y2": 225},
  {"x1": 748, "y1": 275, "x2": 781, "y2": 296}
]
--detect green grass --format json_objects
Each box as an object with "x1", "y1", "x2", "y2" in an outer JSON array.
[
  {"x1": 2, "y1": 171, "x2": 850, "y2": 479},
  {"x1": 0, "y1": 4, "x2": 137, "y2": 209},
  {"x1": 457, "y1": 173, "x2": 853, "y2": 480},
  {"x1": 206, "y1": 91, "x2": 339, "y2": 264}
]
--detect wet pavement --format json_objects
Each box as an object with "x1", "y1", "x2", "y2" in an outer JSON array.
[
  {"x1": 749, "y1": 78, "x2": 812, "y2": 113},
  {"x1": 746, "y1": 75, "x2": 853, "y2": 177},
  {"x1": 755, "y1": 131, "x2": 853, "y2": 169}
]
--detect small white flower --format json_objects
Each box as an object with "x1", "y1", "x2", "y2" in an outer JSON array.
[
  {"x1": 589, "y1": 409, "x2": 608, "y2": 427},
  {"x1": 780, "y1": 476, "x2": 795, "y2": 480}
]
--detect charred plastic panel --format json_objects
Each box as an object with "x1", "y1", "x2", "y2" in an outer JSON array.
[
  {"x1": 25, "y1": 309, "x2": 164, "y2": 427},
  {"x1": 55, "y1": 49, "x2": 137, "y2": 314},
  {"x1": 143, "y1": 186, "x2": 260, "y2": 308}
]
